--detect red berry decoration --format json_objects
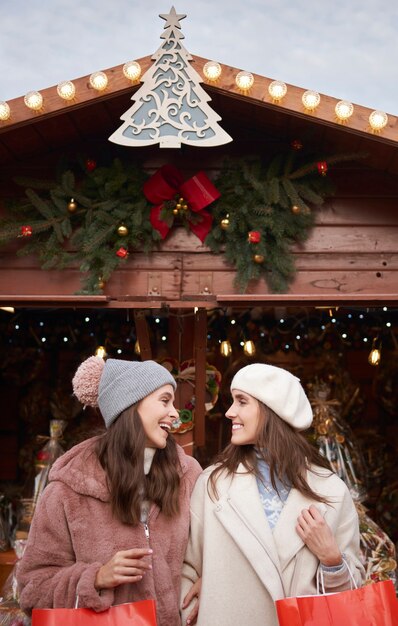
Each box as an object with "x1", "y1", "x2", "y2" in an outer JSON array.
[
  {"x1": 86, "y1": 158, "x2": 97, "y2": 172},
  {"x1": 116, "y1": 246, "x2": 128, "y2": 259},
  {"x1": 291, "y1": 139, "x2": 303, "y2": 150},
  {"x1": 317, "y1": 161, "x2": 328, "y2": 176},
  {"x1": 248, "y1": 230, "x2": 261, "y2": 243},
  {"x1": 20, "y1": 225, "x2": 33, "y2": 237},
  {"x1": 36, "y1": 450, "x2": 50, "y2": 462}
]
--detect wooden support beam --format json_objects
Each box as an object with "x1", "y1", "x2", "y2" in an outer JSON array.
[
  {"x1": 133, "y1": 310, "x2": 152, "y2": 361},
  {"x1": 194, "y1": 308, "x2": 208, "y2": 447}
]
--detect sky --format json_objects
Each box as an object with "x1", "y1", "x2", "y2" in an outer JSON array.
[{"x1": 1, "y1": 0, "x2": 397, "y2": 114}]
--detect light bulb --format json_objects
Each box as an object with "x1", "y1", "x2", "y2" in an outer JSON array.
[
  {"x1": 235, "y1": 71, "x2": 254, "y2": 91},
  {"x1": 203, "y1": 61, "x2": 222, "y2": 81},
  {"x1": 220, "y1": 340, "x2": 232, "y2": 357},
  {"x1": 57, "y1": 81, "x2": 76, "y2": 101},
  {"x1": 302, "y1": 90, "x2": 320, "y2": 111},
  {"x1": 268, "y1": 80, "x2": 287, "y2": 102},
  {"x1": 368, "y1": 110, "x2": 388, "y2": 132},
  {"x1": 123, "y1": 61, "x2": 141, "y2": 82},
  {"x1": 368, "y1": 338, "x2": 382, "y2": 366},
  {"x1": 89, "y1": 71, "x2": 108, "y2": 91},
  {"x1": 0, "y1": 101, "x2": 11, "y2": 121},
  {"x1": 243, "y1": 340, "x2": 256, "y2": 356},
  {"x1": 95, "y1": 346, "x2": 107, "y2": 359},
  {"x1": 134, "y1": 340, "x2": 141, "y2": 355},
  {"x1": 24, "y1": 91, "x2": 43, "y2": 111},
  {"x1": 335, "y1": 100, "x2": 354, "y2": 121}
]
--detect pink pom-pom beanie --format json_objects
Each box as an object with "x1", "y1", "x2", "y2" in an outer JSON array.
[
  {"x1": 230, "y1": 363, "x2": 313, "y2": 431},
  {"x1": 72, "y1": 357, "x2": 176, "y2": 428}
]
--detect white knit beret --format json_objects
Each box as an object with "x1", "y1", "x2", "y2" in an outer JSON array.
[{"x1": 230, "y1": 363, "x2": 313, "y2": 431}]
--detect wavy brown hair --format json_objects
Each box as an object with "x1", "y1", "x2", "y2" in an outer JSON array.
[
  {"x1": 95, "y1": 405, "x2": 181, "y2": 525},
  {"x1": 209, "y1": 402, "x2": 333, "y2": 503}
]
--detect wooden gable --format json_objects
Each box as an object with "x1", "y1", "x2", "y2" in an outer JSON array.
[{"x1": 1, "y1": 54, "x2": 398, "y2": 307}]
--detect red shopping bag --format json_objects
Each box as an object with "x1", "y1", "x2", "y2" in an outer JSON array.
[
  {"x1": 32, "y1": 599, "x2": 157, "y2": 626},
  {"x1": 275, "y1": 579, "x2": 398, "y2": 626}
]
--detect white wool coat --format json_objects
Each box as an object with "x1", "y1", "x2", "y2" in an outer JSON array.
[{"x1": 181, "y1": 464, "x2": 364, "y2": 626}]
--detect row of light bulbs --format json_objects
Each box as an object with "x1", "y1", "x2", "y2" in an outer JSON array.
[
  {"x1": 202, "y1": 61, "x2": 389, "y2": 131},
  {"x1": 219, "y1": 336, "x2": 383, "y2": 365},
  {"x1": 0, "y1": 58, "x2": 390, "y2": 133},
  {"x1": 0, "y1": 61, "x2": 142, "y2": 120}
]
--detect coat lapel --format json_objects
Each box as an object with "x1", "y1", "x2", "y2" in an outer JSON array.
[
  {"x1": 273, "y1": 472, "x2": 327, "y2": 570},
  {"x1": 213, "y1": 467, "x2": 286, "y2": 599}
]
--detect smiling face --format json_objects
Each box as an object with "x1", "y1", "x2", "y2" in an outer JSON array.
[
  {"x1": 226, "y1": 389, "x2": 263, "y2": 446},
  {"x1": 137, "y1": 384, "x2": 179, "y2": 448}
]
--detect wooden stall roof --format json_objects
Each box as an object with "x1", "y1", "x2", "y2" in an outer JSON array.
[
  {"x1": 0, "y1": 54, "x2": 397, "y2": 174},
  {"x1": 1, "y1": 53, "x2": 398, "y2": 309}
]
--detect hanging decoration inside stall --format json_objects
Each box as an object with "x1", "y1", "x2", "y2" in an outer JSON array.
[
  {"x1": 109, "y1": 7, "x2": 232, "y2": 148},
  {"x1": 159, "y1": 357, "x2": 221, "y2": 434},
  {"x1": 309, "y1": 380, "x2": 367, "y2": 501}
]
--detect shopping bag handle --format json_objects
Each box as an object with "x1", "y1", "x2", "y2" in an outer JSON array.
[{"x1": 317, "y1": 556, "x2": 357, "y2": 594}]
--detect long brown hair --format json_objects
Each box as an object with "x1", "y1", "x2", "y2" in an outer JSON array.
[
  {"x1": 209, "y1": 402, "x2": 333, "y2": 503},
  {"x1": 95, "y1": 405, "x2": 181, "y2": 525}
]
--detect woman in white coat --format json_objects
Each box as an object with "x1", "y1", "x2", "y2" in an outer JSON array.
[{"x1": 181, "y1": 363, "x2": 364, "y2": 626}]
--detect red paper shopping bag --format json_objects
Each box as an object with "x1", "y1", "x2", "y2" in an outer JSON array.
[
  {"x1": 32, "y1": 599, "x2": 157, "y2": 626},
  {"x1": 275, "y1": 579, "x2": 398, "y2": 626}
]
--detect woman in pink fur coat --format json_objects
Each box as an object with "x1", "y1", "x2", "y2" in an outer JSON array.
[{"x1": 17, "y1": 357, "x2": 202, "y2": 626}]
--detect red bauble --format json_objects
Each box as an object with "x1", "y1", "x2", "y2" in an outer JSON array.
[
  {"x1": 116, "y1": 246, "x2": 128, "y2": 258},
  {"x1": 291, "y1": 139, "x2": 303, "y2": 150},
  {"x1": 248, "y1": 230, "x2": 261, "y2": 244},
  {"x1": 86, "y1": 158, "x2": 97, "y2": 172},
  {"x1": 20, "y1": 225, "x2": 33, "y2": 237},
  {"x1": 36, "y1": 450, "x2": 50, "y2": 462},
  {"x1": 317, "y1": 161, "x2": 328, "y2": 176}
]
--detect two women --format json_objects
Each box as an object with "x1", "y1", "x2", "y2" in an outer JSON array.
[
  {"x1": 181, "y1": 363, "x2": 364, "y2": 626},
  {"x1": 17, "y1": 357, "x2": 202, "y2": 626}
]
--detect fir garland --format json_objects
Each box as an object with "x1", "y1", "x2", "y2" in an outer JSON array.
[{"x1": 0, "y1": 150, "x2": 363, "y2": 294}]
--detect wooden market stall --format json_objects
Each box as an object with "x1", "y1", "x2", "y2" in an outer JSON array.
[{"x1": 1, "y1": 10, "x2": 398, "y2": 608}]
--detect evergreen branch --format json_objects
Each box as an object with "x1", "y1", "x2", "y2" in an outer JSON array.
[
  {"x1": 289, "y1": 152, "x2": 366, "y2": 180},
  {"x1": 1, "y1": 150, "x2": 356, "y2": 294}
]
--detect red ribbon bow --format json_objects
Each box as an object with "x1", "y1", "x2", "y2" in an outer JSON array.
[{"x1": 143, "y1": 165, "x2": 220, "y2": 243}]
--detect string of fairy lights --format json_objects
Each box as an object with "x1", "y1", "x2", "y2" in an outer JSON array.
[
  {"x1": 0, "y1": 59, "x2": 390, "y2": 133},
  {"x1": 0, "y1": 306, "x2": 396, "y2": 368}
]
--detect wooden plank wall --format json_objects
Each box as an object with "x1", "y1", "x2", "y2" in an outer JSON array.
[{"x1": 1, "y1": 169, "x2": 398, "y2": 303}]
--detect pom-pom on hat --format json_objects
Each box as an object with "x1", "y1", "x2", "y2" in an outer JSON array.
[
  {"x1": 72, "y1": 357, "x2": 176, "y2": 428},
  {"x1": 230, "y1": 363, "x2": 313, "y2": 431}
]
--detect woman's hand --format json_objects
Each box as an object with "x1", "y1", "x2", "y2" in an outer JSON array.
[
  {"x1": 182, "y1": 577, "x2": 202, "y2": 625},
  {"x1": 296, "y1": 504, "x2": 342, "y2": 566},
  {"x1": 95, "y1": 548, "x2": 153, "y2": 590}
]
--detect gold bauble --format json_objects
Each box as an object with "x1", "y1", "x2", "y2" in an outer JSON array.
[
  {"x1": 220, "y1": 217, "x2": 230, "y2": 230},
  {"x1": 117, "y1": 225, "x2": 128, "y2": 236},
  {"x1": 173, "y1": 208, "x2": 179, "y2": 215},
  {"x1": 98, "y1": 278, "x2": 106, "y2": 290},
  {"x1": 176, "y1": 203, "x2": 182, "y2": 210},
  {"x1": 253, "y1": 254, "x2": 265, "y2": 263},
  {"x1": 291, "y1": 205, "x2": 300, "y2": 214},
  {"x1": 67, "y1": 198, "x2": 77, "y2": 213},
  {"x1": 178, "y1": 197, "x2": 184, "y2": 203},
  {"x1": 182, "y1": 204, "x2": 188, "y2": 210}
]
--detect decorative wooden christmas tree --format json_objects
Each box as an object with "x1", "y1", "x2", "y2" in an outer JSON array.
[{"x1": 109, "y1": 7, "x2": 232, "y2": 148}]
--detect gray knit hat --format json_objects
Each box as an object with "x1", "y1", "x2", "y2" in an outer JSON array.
[{"x1": 72, "y1": 357, "x2": 176, "y2": 428}]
